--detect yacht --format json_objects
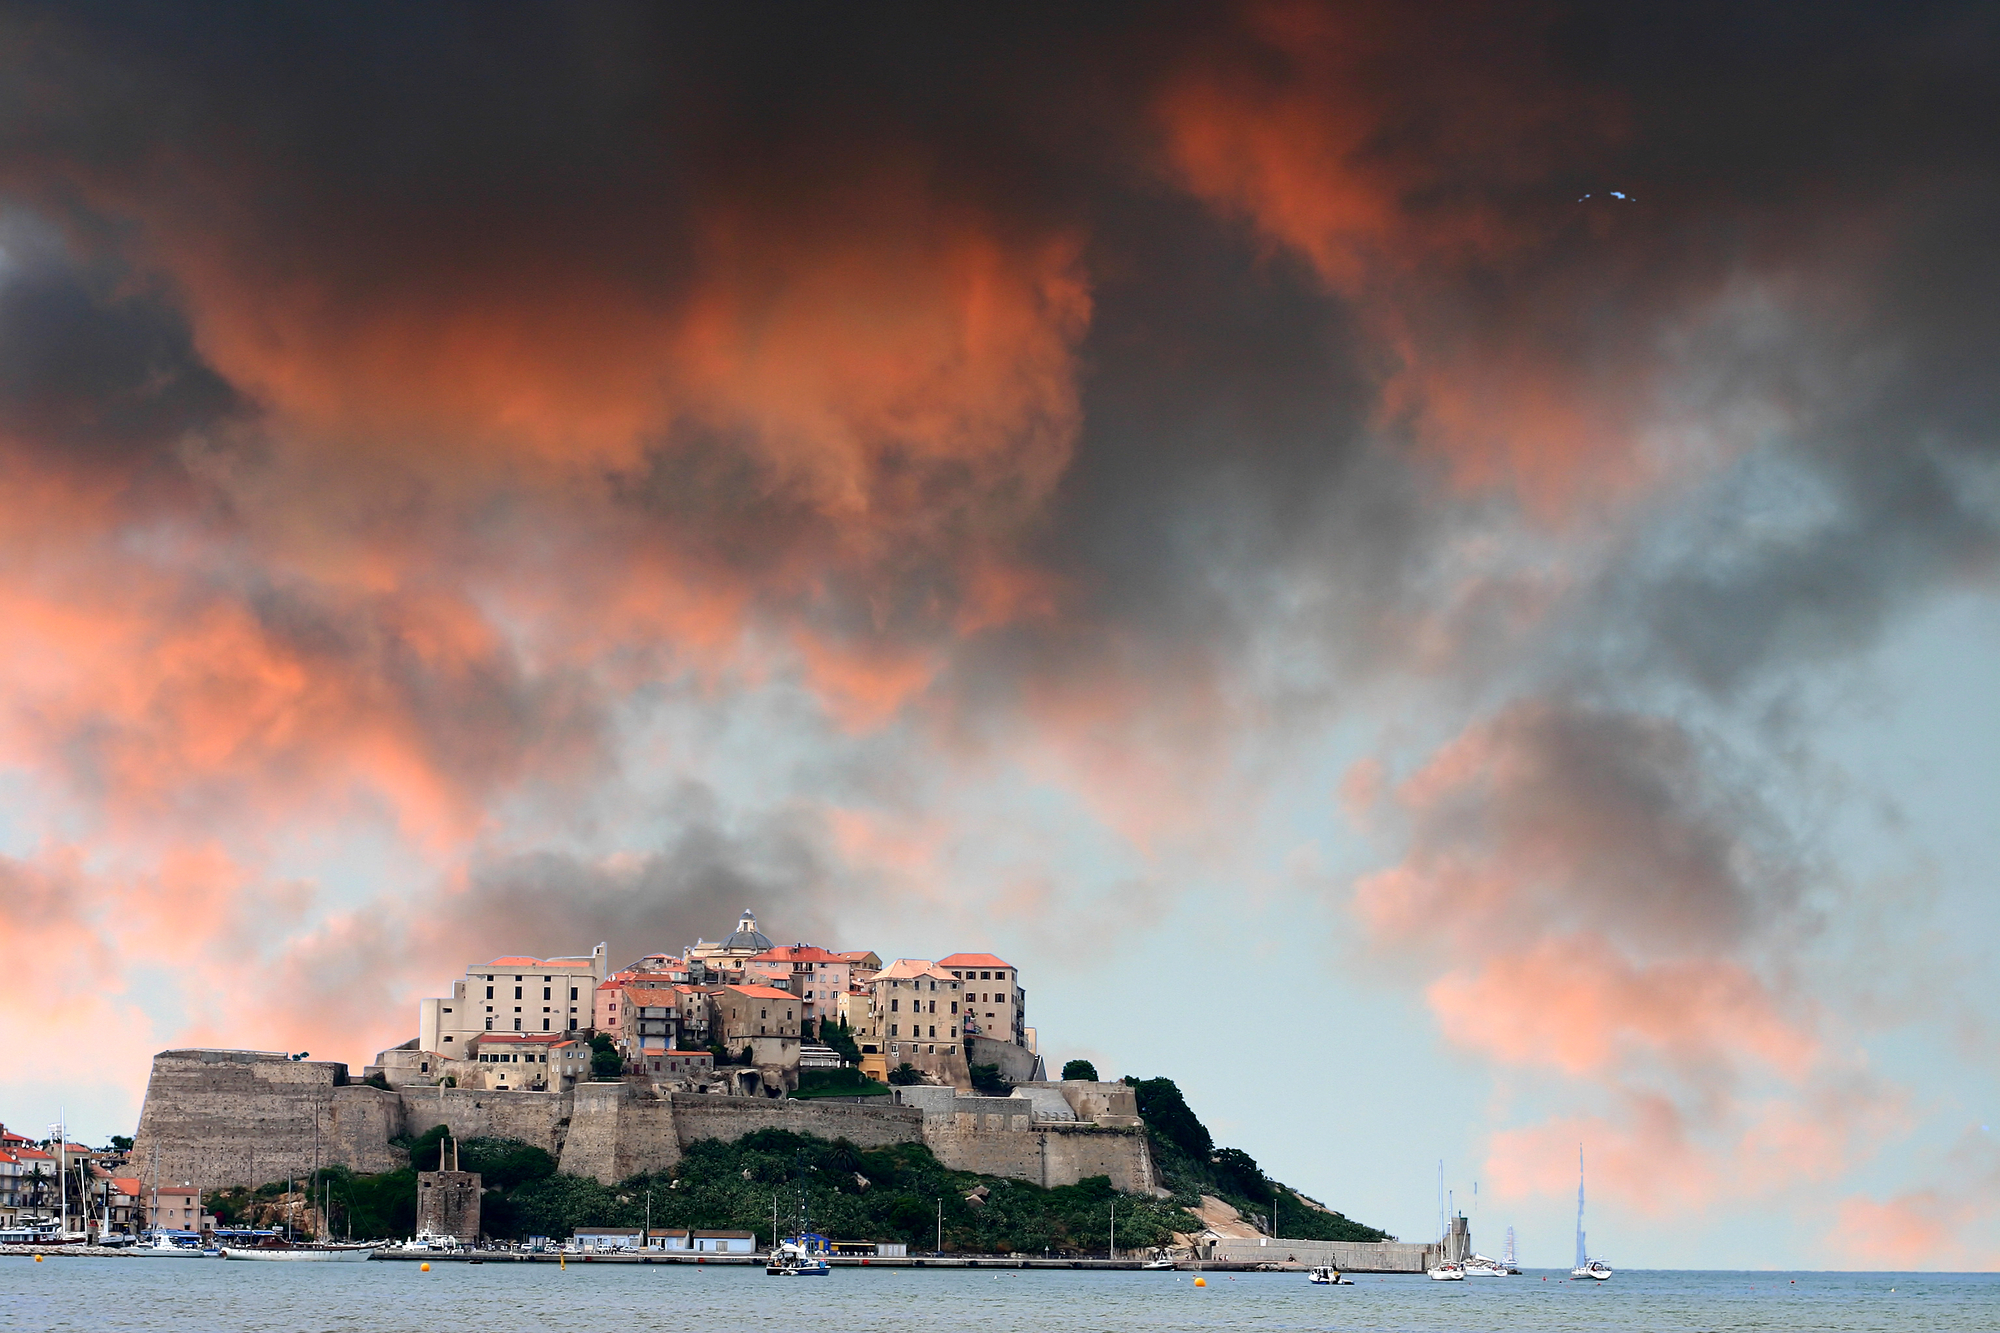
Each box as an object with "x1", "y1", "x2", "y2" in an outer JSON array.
[
  {"x1": 1427, "y1": 1261, "x2": 1465, "y2": 1280},
  {"x1": 1463, "y1": 1253, "x2": 1511, "y2": 1277},
  {"x1": 1568, "y1": 1148, "x2": 1612, "y2": 1280}
]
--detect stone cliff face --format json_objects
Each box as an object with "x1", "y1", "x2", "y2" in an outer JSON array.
[{"x1": 130, "y1": 1050, "x2": 1157, "y2": 1194}]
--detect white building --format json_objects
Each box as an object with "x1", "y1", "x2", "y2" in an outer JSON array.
[{"x1": 419, "y1": 945, "x2": 608, "y2": 1057}]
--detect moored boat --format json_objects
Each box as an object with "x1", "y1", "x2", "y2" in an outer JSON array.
[
  {"x1": 1427, "y1": 1262, "x2": 1465, "y2": 1280},
  {"x1": 132, "y1": 1231, "x2": 216, "y2": 1257},
  {"x1": 222, "y1": 1240, "x2": 375, "y2": 1261},
  {"x1": 1307, "y1": 1265, "x2": 1353, "y2": 1285}
]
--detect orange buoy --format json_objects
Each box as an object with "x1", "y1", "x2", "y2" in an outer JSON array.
[
  {"x1": 34, "y1": 1255, "x2": 43, "y2": 1263},
  {"x1": 421, "y1": 1262, "x2": 431, "y2": 1272},
  {"x1": 1193, "y1": 1277, "x2": 1206, "y2": 1287}
]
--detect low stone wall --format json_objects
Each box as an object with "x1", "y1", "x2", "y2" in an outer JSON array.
[
  {"x1": 669, "y1": 1091, "x2": 926, "y2": 1154},
  {"x1": 396, "y1": 1085, "x2": 569, "y2": 1154},
  {"x1": 926, "y1": 1122, "x2": 1156, "y2": 1193},
  {"x1": 1206, "y1": 1236, "x2": 1437, "y2": 1272}
]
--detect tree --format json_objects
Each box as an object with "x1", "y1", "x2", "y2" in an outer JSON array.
[
  {"x1": 1060, "y1": 1060, "x2": 1099, "y2": 1082},
  {"x1": 588, "y1": 1032, "x2": 625, "y2": 1080},
  {"x1": 1123, "y1": 1076, "x2": 1212, "y2": 1158},
  {"x1": 1209, "y1": 1147, "x2": 1272, "y2": 1204},
  {"x1": 886, "y1": 1062, "x2": 923, "y2": 1086},
  {"x1": 108, "y1": 1135, "x2": 134, "y2": 1152},
  {"x1": 968, "y1": 1063, "x2": 1009, "y2": 1095},
  {"x1": 822, "y1": 1018, "x2": 862, "y2": 1065}
]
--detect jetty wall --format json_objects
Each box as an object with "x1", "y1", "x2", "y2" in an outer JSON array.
[{"x1": 1205, "y1": 1236, "x2": 1438, "y2": 1272}]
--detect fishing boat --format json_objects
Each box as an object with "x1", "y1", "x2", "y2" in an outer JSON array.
[
  {"x1": 1427, "y1": 1261, "x2": 1465, "y2": 1280},
  {"x1": 1307, "y1": 1265, "x2": 1353, "y2": 1285},
  {"x1": 222, "y1": 1238, "x2": 375, "y2": 1261},
  {"x1": 1568, "y1": 1148, "x2": 1612, "y2": 1280}
]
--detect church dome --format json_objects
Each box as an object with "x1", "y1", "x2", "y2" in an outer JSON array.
[{"x1": 722, "y1": 909, "x2": 773, "y2": 952}]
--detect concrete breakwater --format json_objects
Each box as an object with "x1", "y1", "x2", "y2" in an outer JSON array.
[{"x1": 128, "y1": 1049, "x2": 1158, "y2": 1192}]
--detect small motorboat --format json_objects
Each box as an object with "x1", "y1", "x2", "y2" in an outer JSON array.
[
  {"x1": 132, "y1": 1231, "x2": 216, "y2": 1258},
  {"x1": 1307, "y1": 1265, "x2": 1353, "y2": 1285},
  {"x1": 765, "y1": 1238, "x2": 830, "y2": 1276},
  {"x1": 1140, "y1": 1257, "x2": 1176, "y2": 1270},
  {"x1": 1427, "y1": 1262, "x2": 1465, "y2": 1281}
]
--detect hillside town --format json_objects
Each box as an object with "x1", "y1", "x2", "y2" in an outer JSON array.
[
  {"x1": 380, "y1": 909, "x2": 1044, "y2": 1098},
  {"x1": 1, "y1": 909, "x2": 1048, "y2": 1236}
]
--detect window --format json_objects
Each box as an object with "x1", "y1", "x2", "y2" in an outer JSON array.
[
  {"x1": 485, "y1": 1018, "x2": 493, "y2": 1030},
  {"x1": 928, "y1": 1026, "x2": 936, "y2": 1038},
  {"x1": 515, "y1": 975, "x2": 523, "y2": 982},
  {"x1": 444, "y1": 1036, "x2": 453, "y2": 1043},
  {"x1": 950, "y1": 1002, "x2": 958, "y2": 1014},
  {"x1": 543, "y1": 987, "x2": 551, "y2": 1000},
  {"x1": 889, "y1": 1024, "x2": 898, "y2": 1037},
  {"x1": 543, "y1": 1018, "x2": 551, "y2": 1031},
  {"x1": 981, "y1": 970, "x2": 991, "y2": 980},
  {"x1": 928, "y1": 1000, "x2": 936, "y2": 1014},
  {"x1": 485, "y1": 986, "x2": 493, "y2": 999},
  {"x1": 570, "y1": 987, "x2": 578, "y2": 1001},
  {"x1": 514, "y1": 986, "x2": 523, "y2": 999},
  {"x1": 890, "y1": 998, "x2": 898, "y2": 1012},
  {"x1": 950, "y1": 1026, "x2": 957, "y2": 1037},
  {"x1": 513, "y1": 1018, "x2": 522, "y2": 1031}
]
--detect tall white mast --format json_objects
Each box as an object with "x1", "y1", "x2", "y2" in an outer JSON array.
[{"x1": 1574, "y1": 1146, "x2": 1587, "y2": 1271}]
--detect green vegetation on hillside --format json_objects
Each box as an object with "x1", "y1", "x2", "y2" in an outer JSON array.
[
  {"x1": 1124, "y1": 1076, "x2": 1392, "y2": 1243},
  {"x1": 209, "y1": 1074, "x2": 1387, "y2": 1248}
]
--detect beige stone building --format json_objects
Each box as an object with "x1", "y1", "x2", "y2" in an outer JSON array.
[
  {"x1": 836, "y1": 989, "x2": 888, "y2": 1083},
  {"x1": 939, "y1": 953, "x2": 1029, "y2": 1050},
  {"x1": 713, "y1": 985, "x2": 799, "y2": 1046},
  {"x1": 871, "y1": 960, "x2": 968, "y2": 1088},
  {"x1": 419, "y1": 946, "x2": 608, "y2": 1058},
  {"x1": 460, "y1": 1032, "x2": 588, "y2": 1091}
]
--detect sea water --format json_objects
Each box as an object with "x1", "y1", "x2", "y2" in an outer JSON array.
[{"x1": 3, "y1": 1260, "x2": 1996, "y2": 1333}]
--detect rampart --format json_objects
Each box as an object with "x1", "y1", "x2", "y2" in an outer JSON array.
[
  {"x1": 131, "y1": 1050, "x2": 1157, "y2": 1199},
  {"x1": 130, "y1": 1049, "x2": 406, "y2": 1188}
]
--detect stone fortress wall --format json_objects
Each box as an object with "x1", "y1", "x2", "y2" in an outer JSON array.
[{"x1": 128, "y1": 1050, "x2": 1157, "y2": 1196}]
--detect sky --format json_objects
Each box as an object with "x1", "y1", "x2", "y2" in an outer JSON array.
[{"x1": 0, "y1": 0, "x2": 1997, "y2": 1270}]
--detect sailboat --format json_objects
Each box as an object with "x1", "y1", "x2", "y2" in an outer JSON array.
[
  {"x1": 1569, "y1": 1148, "x2": 1612, "y2": 1280},
  {"x1": 1502, "y1": 1226, "x2": 1521, "y2": 1275}
]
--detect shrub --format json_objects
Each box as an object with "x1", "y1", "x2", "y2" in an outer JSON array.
[
  {"x1": 1060, "y1": 1059, "x2": 1099, "y2": 1082},
  {"x1": 968, "y1": 1063, "x2": 1009, "y2": 1095},
  {"x1": 887, "y1": 1062, "x2": 923, "y2": 1086}
]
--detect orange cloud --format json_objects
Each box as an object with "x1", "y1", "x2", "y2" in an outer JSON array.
[{"x1": 1156, "y1": 2, "x2": 1659, "y2": 516}]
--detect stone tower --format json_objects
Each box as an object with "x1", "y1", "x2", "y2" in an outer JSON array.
[{"x1": 415, "y1": 1136, "x2": 482, "y2": 1241}]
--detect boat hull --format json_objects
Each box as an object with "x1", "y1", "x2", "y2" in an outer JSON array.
[{"x1": 222, "y1": 1247, "x2": 375, "y2": 1262}]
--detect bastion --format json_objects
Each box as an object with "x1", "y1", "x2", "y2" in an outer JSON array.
[{"x1": 129, "y1": 1050, "x2": 1157, "y2": 1193}]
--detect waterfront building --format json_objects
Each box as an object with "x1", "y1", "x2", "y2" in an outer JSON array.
[{"x1": 418, "y1": 945, "x2": 609, "y2": 1055}]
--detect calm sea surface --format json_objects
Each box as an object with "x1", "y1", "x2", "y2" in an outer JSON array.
[{"x1": 3, "y1": 1260, "x2": 1996, "y2": 1333}]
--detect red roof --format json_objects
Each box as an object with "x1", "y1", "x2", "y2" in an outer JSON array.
[
  {"x1": 111, "y1": 1177, "x2": 144, "y2": 1195},
  {"x1": 938, "y1": 953, "x2": 1012, "y2": 969},
  {"x1": 725, "y1": 984, "x2": 797, "y2": 1001},
  {"x1": 622, "y1": 986, "x2": 682, "y2": 1006},
  {"x1": 748, "y1": 945, "x2": 840, "y2": 964}
]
